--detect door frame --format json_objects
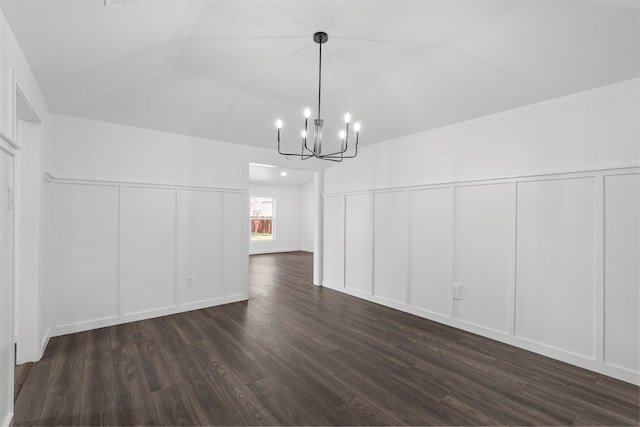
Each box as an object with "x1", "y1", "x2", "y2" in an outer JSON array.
[{"x1": 0, "y1": 124, "x2": 17, "y2": 427}]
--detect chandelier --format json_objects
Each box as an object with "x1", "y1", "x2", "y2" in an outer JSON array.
[{"x1": 276, "y1": 32, "x2": 360, "y2": 162}]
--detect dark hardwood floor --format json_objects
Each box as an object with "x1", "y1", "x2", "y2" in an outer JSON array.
[
  {"x1": 13, "y1": 251, "x2": 640, "y2": 426},
  {"x1": 13, "y1": 362, "x2": 33, "y2": 402}
]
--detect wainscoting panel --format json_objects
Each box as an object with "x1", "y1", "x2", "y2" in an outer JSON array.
[
  {"x1": 323, "y1": 195, "x2": 345, "y2": 287},
  {"x1": 178, "y1": 189, "x2": 223, "y2": 304},
  {"x1": 373, "y1": 191, "x2": 408, "y2": 304},
  {"x1": 454, "y1": 183, "x2": 511, "y2": 333},
  {"x1": 54, "y1": 178, "x2": 246, "y2": 336},
  {"x1": 407, "y1": 187, "x2": 453, "y2": 316},
  {"x1": 515, "y1": 177, "x2": 596, "y2": 358},
  {"x1": 345, "y1": 194, "x2": 373, "y2": 294},
  {"x1": 121, "y1": 186, "x2": 177, "y2": 315},
  {"x1": 222, "y1": 192, "x2": 245, "y2": 297},
  {"x1": 57, "y1": 183, "x2": 119, "y2": 326},
  {"x1": 324, "y1": 167, "x2": 640, "y2": 384},
  {"x1": 604, "y1": 173, "x2": 639, "y2": 372}
]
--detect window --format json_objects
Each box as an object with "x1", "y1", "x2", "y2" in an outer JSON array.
[{"x1": 250, "y1": 197, "x2": 274, "y2": 240}]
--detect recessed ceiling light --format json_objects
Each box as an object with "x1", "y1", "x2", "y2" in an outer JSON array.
[
  {"x1": 249, "y1": 163, "x2": 276, "y2": 168},
  {"x1": 280, "y1": 172, "x2": 287, "y2": 177}
]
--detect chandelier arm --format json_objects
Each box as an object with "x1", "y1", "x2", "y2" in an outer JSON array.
[
  {"x1": 304, "y1": 139, "x2": 314, "y2": 153},
  {"x1": 276, "y1": 149, "x2": 315, "y2": 160},
  {"x1": 321, "y1": 136, "x2": 352, "y2": 156},
  {"x1": 317, "y1": 139, "x2": 351, "y2": 157},
  {"x1": 318, "y1": 148, "x2": 347, "y2": 157},
  {"x1": 316, "y1": 155, "x2": 343, "y2": 162},
  {"x1": 322, "y1": 145, "x2": 358, "y2": 159},
  {"x1": 318, "y1": 134, "x2": 359, "y2": 159},
  {"x1": 278, "y1": 146, "x2": 315, "y2": 158},
  {"x1": 278, "y1": 139, "x2": 312, "y2": 157}
]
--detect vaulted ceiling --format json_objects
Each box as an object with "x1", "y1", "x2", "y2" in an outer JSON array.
[{"x1": 1, "y1": 0, "x2": 638, "y2": 151}]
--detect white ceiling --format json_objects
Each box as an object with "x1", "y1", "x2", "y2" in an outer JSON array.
[
  {"x1": 1, "y1": 0, "x2": 638, "y2": 150},
  {"x1": 249, "y1": 163, "x2": 314, "y2": 187}
]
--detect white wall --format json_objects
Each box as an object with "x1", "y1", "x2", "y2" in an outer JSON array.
[
  {"x1": 0, "y1": 7, "x2": 53, "y2": 425},
  {"x1": 325, "y1": 79, "x2": 639, "y2": 194},
  {"x1": 249, "y1": 184, "x2": 303, "y2": 254},
  {"x1": 52, "y1": 114, "x2": 244, "y2": 188},
  {"x1": 322, "y1": 79, "x2": 640, "y2": 385},
  {"x1": 50, "y1": 115, "x2": 326, "y2": 333},
  {"x1": 39, "y1": 176, "x2": 53, "y2": 362},
  {"x1": 301, "y1": 179, "x2": 315, "y2": 252},
  {"x1": 51, "y1": 115, "x2": 248, "y2": 335}
]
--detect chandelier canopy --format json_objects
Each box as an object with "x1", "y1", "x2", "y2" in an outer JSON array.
[{"x1": 276, "y1": 32, "x2": 360, "y2": 162}]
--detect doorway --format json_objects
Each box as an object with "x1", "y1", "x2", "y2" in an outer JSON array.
[
  {"x1": 247, "y1": 163, "x2": 322, "y2": 285},
  {"x1": 0, "y1": 145, "x2": 14, "y2": 425},
  {"x1": 14, "y1": 87, "x2": 44, "y2": 365}
]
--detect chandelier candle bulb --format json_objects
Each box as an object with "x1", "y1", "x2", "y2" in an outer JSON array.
[{"x1": 275, "y1": 32, "x2": 360, "y2": 162}]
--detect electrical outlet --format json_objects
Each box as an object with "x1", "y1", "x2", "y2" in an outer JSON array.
[
  {"x1": 187, "y1": 275, "x2": 194, "y2": 287},
  {"x1": 452, "y1": 283, "x2": 462, "y2": 300}
]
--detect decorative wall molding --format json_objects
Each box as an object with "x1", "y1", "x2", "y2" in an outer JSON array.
[
  {"x1": 0, "y1": 130, "x2": 18, "y2": 150},
  {"x1": 250, "y1": 247, "x2": 309, "y2": 255},
  {"x1": 52, "y1": 177, "x2": 248, "y2": 337},
  {"x1": 323, "y1": 166, "x2": 640, "y2": 385},
  {"x1": 54, "y1": 294, "x2": 247, "y2": 336},
  {"x1": 53, "y1": 176, "x2": 243, "y2": 192},
  {"x1": 322, "y1": 165, "x2": 640, "y2": 197}
]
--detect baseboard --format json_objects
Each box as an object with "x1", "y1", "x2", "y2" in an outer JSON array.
[
  {"x1": 2, "y1": 412, "x2": 13, "y2": 427},
  {"x1": 250, "y1": 247, "x2": 307, "y2": 255},
  {"x1": 322, "y1": 280, "x2": 640, "y2": 386},
  {"x1": 52, "y1": 294, "x2": 248, "y2": 337},
  {"x1": 39, "y1": 328, "x2": 51, "y2": 359}
]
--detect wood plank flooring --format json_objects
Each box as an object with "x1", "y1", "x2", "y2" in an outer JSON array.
[
  {"x1": 13, "y1": 362, "x2": 33, "y2": 402},
  {"x1": 13, "y1": 251, "x2": 640, "y2": 426}
]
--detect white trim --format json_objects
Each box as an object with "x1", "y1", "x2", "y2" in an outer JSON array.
[
  {"x1": 9, "y1": 67, "x2": 16, "y2": 141},
  {"x1": 321, "y1": 280, "x2": 639, "y2": 385},
  {"x1": 449, "y1": 186, "x2": 455, "y2": 320},
  {"x1": 53, "y1": 294, "x2": 247, "y2": 336},
  {"x1": 15, "y1": 82, "x2": 41, "y2": 124},
  {"x1": 342, "y1": 194, "x2": 346, "y2": 287},
  {"x1": 53, "y1": 176, "x2": 243, "y2": 192},
  {"x1": 1, "y1": 412, "x2": 13, "y2": 427},
  {"x1": 250, "y1": 247, "x2": 308, "y2": 255},
  {"x1": 594, "y1": 175, "x2": 605, "y2": 363},
  {"x1": 39, "y1": 327, "x2": 50, "y2": 356},
  {"x1": 173, "y1": 188, "x2": 179, "y2": 307},
  {"x1": 322, "y1": 165, "x2": 640, "y2": 197},
  {"x1": 312, "y1": 171, "x2": 323, "y2": 286},
  {"x1": 321, "y1": 166, "x2": 640, "y2": 386},
  {"x1": 117, "y1": 185, "x2": 124, "y2": 318},
  {"x1": 0, "y1": 130, "x2": 18, "y2": 150},
  {"x1": 507, "y1": 182, "x2": 517, "y2": 336}
]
